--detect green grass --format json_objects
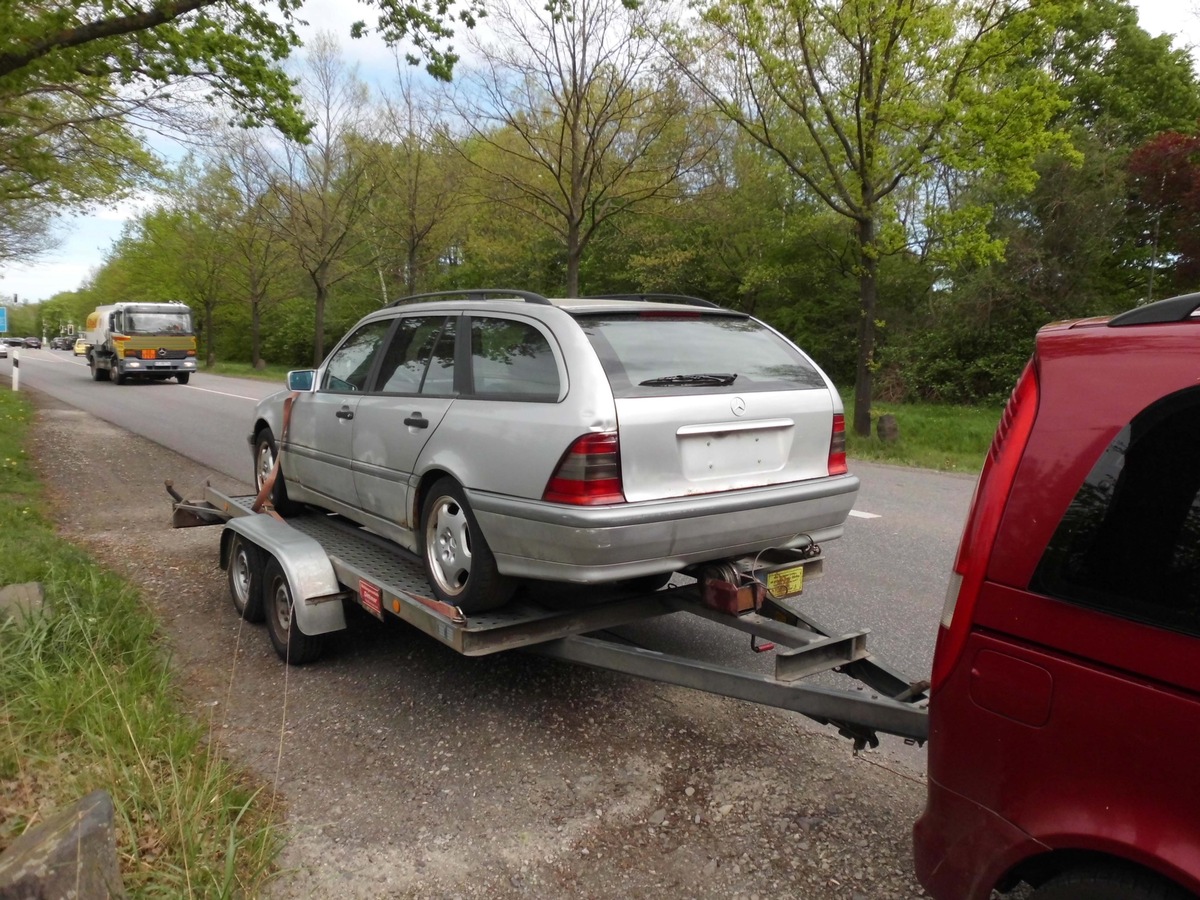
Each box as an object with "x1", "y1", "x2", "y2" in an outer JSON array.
[
  {"x1": 844, "y1": 397, "x2": 1002, "y2": 473},
  {"x1": 0, "y1": 391, "x2": 281, "y2": 897},
  {"x1": 204, "y1": 360, "x2": 293, "y2": 383}
]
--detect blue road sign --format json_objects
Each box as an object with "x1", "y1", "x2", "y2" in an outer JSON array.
[{"x1": 0, "y1": 306, "x2": 7, "y2": 333}]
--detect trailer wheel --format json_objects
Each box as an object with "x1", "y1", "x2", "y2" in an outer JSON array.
[
  {"x1": 227, "y1": 534, "x2": 264, "y2": 623},
  {"x1": 420, "y1": 477, "x2": 514, "y2": 614},
  {"x1": 263, "y1": 557, "x2": 325, "y2": 664},
  {"x1": 254, "y1": 427, "x2": 298, "y2": 514},
  {"x1": 1029, "y1": 864, "x2": 1190, "y2": 900}
]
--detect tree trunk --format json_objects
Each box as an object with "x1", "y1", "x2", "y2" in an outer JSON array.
[
  {"x1": 251, "y1": 298, "x2": 262, "y2": 368},
  {"x1": 566, "y1": 218, "x2": 581, "y2": 298},
  {"x1": 853, "y1": 216, "x2": 878, "y2": 438},
  {"x1": 312, "y1": 269, "x2": 329, "y2": 367},
  {"x1": 205, "y1": 301, "x2": 216, "y2": 368}
]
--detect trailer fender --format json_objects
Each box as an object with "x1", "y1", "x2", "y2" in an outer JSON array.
[{"x1": 220, "y1": 516, "x2": 347, "y2": 636}]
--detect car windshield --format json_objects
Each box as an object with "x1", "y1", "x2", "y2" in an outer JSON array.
[
  {"x1": 575, "y1": 312, "x2": 827, "y2": 397},
  {"x1": 125, "y1": 312, "x2": 191, "y2": 334}
]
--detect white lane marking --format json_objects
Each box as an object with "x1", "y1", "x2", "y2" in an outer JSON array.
[
  {"x1": 12, "y1": 352, "x2": 265, "y2": 400},
  {"x1": 849, "y1": 509, "x2": 881, "y2": 519},
  {"x1": 182, "y1": 385, "x2": 263, "y2": 401}
]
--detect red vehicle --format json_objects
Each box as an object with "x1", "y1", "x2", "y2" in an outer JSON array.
[{"x1": 914, "y1": 293, "x2": 1200, "y2": 899}]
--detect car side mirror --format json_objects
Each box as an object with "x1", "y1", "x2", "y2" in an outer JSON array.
[{"x1": 287, "y1": 369, "x2": 317, "y2": 392}]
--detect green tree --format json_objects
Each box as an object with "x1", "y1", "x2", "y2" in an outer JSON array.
[
  {"x1": 0, "y1": 0, "x2": 493, "y2": 278},
  {"x1": 674, "y1": 0, "x2": 1069, "y2": 435},
  {"x1": 0, "y1": 0, "x2": 307, "y2": 272},
  {"x1": 367, "y1": 76, "x2": 469, "y2": 300},
  {"x1": 264, "y1": 34, "x2": 382, "y2": 365},
  {"x1": 455, "y1": 0, "x2": 716, "y2": 296},
  {"x1": 211, "y1": 130, "x2": 294, "y2": 367}
]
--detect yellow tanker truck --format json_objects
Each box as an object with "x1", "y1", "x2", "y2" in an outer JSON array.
[{"x1": 84, "y1": 302, "x2": 198, "y2": 385}]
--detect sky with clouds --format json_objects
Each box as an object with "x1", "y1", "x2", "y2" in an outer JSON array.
[{"x1": 0, "y1": 0, "x2": 1197, "y2": 307}]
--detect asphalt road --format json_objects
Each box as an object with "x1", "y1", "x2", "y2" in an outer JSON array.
[
  {"x1": 0, "y1": 346, "x2": 281, "y2": 479},
  {"x1": 1, "y1": 346, "x2": 977, "y2": 764}
]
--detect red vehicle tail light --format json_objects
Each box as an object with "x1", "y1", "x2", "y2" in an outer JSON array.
[
  {"x1": 543, "y1": 432, "x2": 626, "y2": 505},
  {"x1": 931, "y1": 359, "x2": 1039, "y2": 692},
  {"x1": 828, "y1": 413, "x2": 847, "y2": 475}
]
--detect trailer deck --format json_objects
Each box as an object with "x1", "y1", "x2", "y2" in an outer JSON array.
[{"x1": 173, "y1": 482, "x2": 930, "y2": 746}]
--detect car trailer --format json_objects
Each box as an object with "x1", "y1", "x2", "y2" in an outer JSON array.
[{"x1": 169, "y1": 482, "x2": 929, "y2": 750}]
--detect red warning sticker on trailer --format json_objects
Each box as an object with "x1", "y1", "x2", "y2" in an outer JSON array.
[{"x1": 359, "y1": 579, "x2": 383, "y2": 620}]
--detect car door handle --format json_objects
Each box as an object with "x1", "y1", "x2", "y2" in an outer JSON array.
[
  {"x1": 404, "y1": 413, "x2": 429, "y2": 428},
  {"x1": 336, "y1": 407, "x2": 354, "y2": 420}
]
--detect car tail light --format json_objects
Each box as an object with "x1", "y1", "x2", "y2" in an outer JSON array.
[
  {"x1": 828, "y1": 414, "x2": 847, "y2": 475},
  {"x1": 543, "y1": 432, "x2": 626, "y2": 505},
  {"x1": 931, "y1": 359, "x2": 1039, "y2": 693}
]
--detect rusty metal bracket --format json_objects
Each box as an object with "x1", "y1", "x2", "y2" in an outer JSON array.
[{"x1": 166, "y1": 479, "x2": 224, "y2": 527}]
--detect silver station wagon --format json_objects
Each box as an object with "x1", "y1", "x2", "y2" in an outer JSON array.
[{"x1": 250, "y1": 291, "x2": 859, "y2": 612}]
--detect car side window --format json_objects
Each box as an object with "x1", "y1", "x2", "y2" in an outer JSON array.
[
  {"x1": 470, "y1": 317, "x2": 560, "y2": 400},
  {"x1": 321, "y1": 320, "x2": 392, "y2": 393},
  {"x1": 1033, "y1": 387, "x2": 1200, "y2": 638},
  {"x1": 374, "y1": 316, "x2": 456, "y2": 395}
]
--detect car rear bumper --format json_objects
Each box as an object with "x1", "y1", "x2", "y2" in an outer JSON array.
[
  {"x1": 469, "y1": 474, "x2": 859, "y2": 582},
  {"x1": 914, "y1": 776, "x2": 1045, "y2": 900}
]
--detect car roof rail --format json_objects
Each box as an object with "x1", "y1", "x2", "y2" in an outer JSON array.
[
  {"x1": 1109, "y1": 292, "x2": 1200, "y2": 326},
  {"x1": 584, "y1": 293, "x2": 722, "y2": 309},
  {"x1": 387, "y1": 289, "x2": 552, "y2": 307}
]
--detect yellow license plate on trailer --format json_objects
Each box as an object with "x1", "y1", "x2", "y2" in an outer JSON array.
[{"x1": 766, "y1": 565, "x2": 804, "y2": 598}]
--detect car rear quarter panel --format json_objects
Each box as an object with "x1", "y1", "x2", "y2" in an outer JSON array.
[{"x1": 925, "y1": 621, "x2": 1200, "y2": 896}]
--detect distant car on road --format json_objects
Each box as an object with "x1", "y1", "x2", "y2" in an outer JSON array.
[
  {"x1": 23, "y1": 337, "x2": 41, "y2": 349},
  {"x1": 73, "y1": 337, "x2": 91, "y2": 357},
  {"x1": 50, "y1": 336, "x2": 74, "y2": 350},
  {"x1": 0, "y1": 342, "x2": 7, "y2": 359},
  {"x1": 2, "y1": 337, "x2": 23, "y2": 348}
]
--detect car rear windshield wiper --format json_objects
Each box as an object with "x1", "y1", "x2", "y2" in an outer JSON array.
[{"x1": 639, "y1": 373, "x2": 737, "y2": 387}]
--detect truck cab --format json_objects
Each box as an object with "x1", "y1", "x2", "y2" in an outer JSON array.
[{"x1": 85, "y1": 302, "x2": 198, "y2": 385}]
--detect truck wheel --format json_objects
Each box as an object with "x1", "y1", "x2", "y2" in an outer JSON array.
[
  {"x1": 227, "y1": 534, "x2": 264, "y2": 623},
  {"x1": 263, "y1": 557, "x2": 325, "y2": 664},
  {"x1": 111, "y1": 363, "x2": 125, "y2": 385},
  {"x1": 1029, "y1": 865, "x2": 1191, "y2": 900},
  {"x1": 254, "y1": 427, "x2": 298, "y2": 514},
  {"x1": 420, "y1": 477, "x2": 514, "y2": 614},
  {"x1": 176, "y1": 373, "x2": 190, "y2": 385},
  {"x1": 90, "y1": 358, "x2": 107, "y2": 382}
]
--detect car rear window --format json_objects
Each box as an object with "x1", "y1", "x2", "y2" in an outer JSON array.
[
  {"x1": 1033, "y1": 387, "x2": 1200, "y2": 638},
  {"x1": 574, "y1": 312, "x2": 827, "y2": 398}
]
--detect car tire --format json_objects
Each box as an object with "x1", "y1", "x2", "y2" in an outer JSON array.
[
  {"x1": 1029, "y1": 865, "x2": 1191, "y2": 900},
  {"x1": 420, "y1": 477, "x2": 515, "y2": 614},
  {"x1": 176, "y1": 373, "x2": 190, "y2": 385},
  {"x1": 227, "y1": 534, "x2": 265, "y2": 623},
  {"x1": 262, "y1": 557, "x2": 325, "y2": 664},
  {"x1": 254, "y1": 427, "x2": 298, "y2": 514}
]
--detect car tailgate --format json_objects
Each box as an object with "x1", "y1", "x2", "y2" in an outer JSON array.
[{"x1": 615, "y1": 389, "x2": 835, "y2": 502}]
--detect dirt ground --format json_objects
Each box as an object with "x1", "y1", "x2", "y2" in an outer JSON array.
[{"x1": 26, "y1": 392, "x2": 930, "y2": 899}]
